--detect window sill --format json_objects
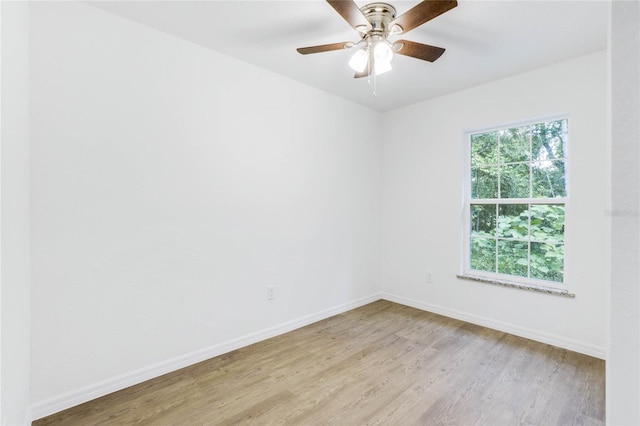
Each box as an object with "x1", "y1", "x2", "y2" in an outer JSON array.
[{"x1": 456, "y1": 274, "x2": 575, "y2": 298}]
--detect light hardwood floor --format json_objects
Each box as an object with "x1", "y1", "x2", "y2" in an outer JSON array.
[{"x1": 33, "y1": 300, "x2": 605, "y2": 425}]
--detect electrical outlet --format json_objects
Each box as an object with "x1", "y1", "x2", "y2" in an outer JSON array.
[
  {"x1": 426, "y1": 272, "x2": 433, "y2": 283},
  {"x1": 267, "y1": 286, "x2": 276, "y2": 300}
]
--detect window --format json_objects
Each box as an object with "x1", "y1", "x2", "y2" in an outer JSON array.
[{"x1": 463, "y1": 117, "x2": 568, "y2": 289}]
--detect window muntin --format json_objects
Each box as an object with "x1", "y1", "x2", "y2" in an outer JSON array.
[{"x1": 465, "y1": 118, "x2": 568, "y2": 287}]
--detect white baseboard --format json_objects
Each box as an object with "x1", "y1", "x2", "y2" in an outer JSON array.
[
  {"x1": 29, "y1": 293, "x2": 382, "y2": 422},
  {"x1": 381, "y1": 292, "x2": 606, "y2": 359}
]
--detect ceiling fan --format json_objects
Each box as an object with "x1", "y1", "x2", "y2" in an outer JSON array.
[{"x1": 297, "y1": 0, "x2": 457, "y2": 78}]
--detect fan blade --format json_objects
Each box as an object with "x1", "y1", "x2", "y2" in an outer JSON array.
[
  {"x1": 394, "y1": 40, "x2": 446, "y2": 62},
  {"x1": 327, "y1": 0, "x2": 372, "y2": 33},
  {"x1": 390, "y1": 1, "x2": 457, "y2": 34},
  {"x1": 297, "y1": 42, "x2": 352, "y2": 55}
]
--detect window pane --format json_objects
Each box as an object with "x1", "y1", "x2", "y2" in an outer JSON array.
[
  {"x1": 530, "y1": 242, "x2": 564, "y2": 282},
  {"x1": 500, "y1": 163, "x2": 530, "y2": 198},
  {"x1": 471, "y1": 166, "x2": 498, "y2": 199},
  {"x1": 471, "y1": 132, "x2": 498, "y2": 166},
  {"x1": 471, "y1": 237, "x2": 496, "y2": 273},
  {"x1": 530, "y1": 204, "x2": 565, "y2": 243},
  {"x1": 532, "y1": 120, "x2": 566, "y2": 161},
  {"x1": 498, "y1": 204, "x2": 529, "y2": 239},
  {"x1": 500, "y1": 126, "x2": 530, "y2": 163},
  {"x1": 471, "y1": 204, "x2": 496, "y2": 236},
  {"x1": 532, "y1": 160, "x2": 566, "y2": 198},
  {"x1": 467, "y1": 118, "x2": 567, "y2": 285},
  {"x1": 497, "y1": 240, "x2": 528, "y2": 277}
]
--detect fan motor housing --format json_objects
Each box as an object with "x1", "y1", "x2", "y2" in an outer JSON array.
[{"x1": 358, "y1": 3, "x2": 397, "y2": 35}]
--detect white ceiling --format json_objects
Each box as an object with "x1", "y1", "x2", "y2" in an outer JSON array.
[{"x1": 88, "y1": 0, "x2": 608, "y2": 112}]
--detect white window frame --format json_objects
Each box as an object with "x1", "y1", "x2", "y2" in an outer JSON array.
[{"x1": 461, "y1": 114, "x2": 570, "y2": 291}]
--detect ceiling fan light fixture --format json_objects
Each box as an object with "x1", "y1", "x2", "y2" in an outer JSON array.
[
  {"x1": 374, "y1": 57, "x2": 392, "y2": 75},
  {"x1": 348, "y1": 48, "x2": 369, "y2": 73},
  {"x1": 372, "y1": 39, "x2": 393, "y2": 75},
  {"x1": 373, "y1": 39, "x2": 393, "y2": 62},
  {"x1": 297, "y1": 0, "x2": 458, "y2": 81}
]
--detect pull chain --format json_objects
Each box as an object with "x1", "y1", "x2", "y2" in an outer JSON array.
[{"x1": 367, "y1": 57, "x2": 377, "y2": 97}]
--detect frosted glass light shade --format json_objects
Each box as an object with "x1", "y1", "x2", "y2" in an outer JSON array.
[
  {"x1": 373, "y1": 40, "x2": 393, "y2": 75},
  {"x1": 374, "y1": 41, "x2": 393, "y2": 62},
  {"x1": 375, "y1": 59, "x2": 392, "y2": 75},
  {"x1": 348, "y1": 48, "x2": 369, "y2": 73}
]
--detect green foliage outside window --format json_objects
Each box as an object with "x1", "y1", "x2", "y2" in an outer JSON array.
[{"x1": 468, "y1": 119, "x2": 567, "y2": 284}]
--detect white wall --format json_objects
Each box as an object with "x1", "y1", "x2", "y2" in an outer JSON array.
[
  {"x1": 0, "y1": 1, "x2": 32, "y2": 425},
  {"x1": 380, "y1": 51, "x2": 608, "y2": 357},
  {"x1": 25, "y1": 0, "x2": 622, "y2": 422},
  {"x1": 607, "y1": 0, "x2": 640, "y2": 423},
  {"x1": 29, "y1": 2, "x2": 381, "y2": 416}
]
